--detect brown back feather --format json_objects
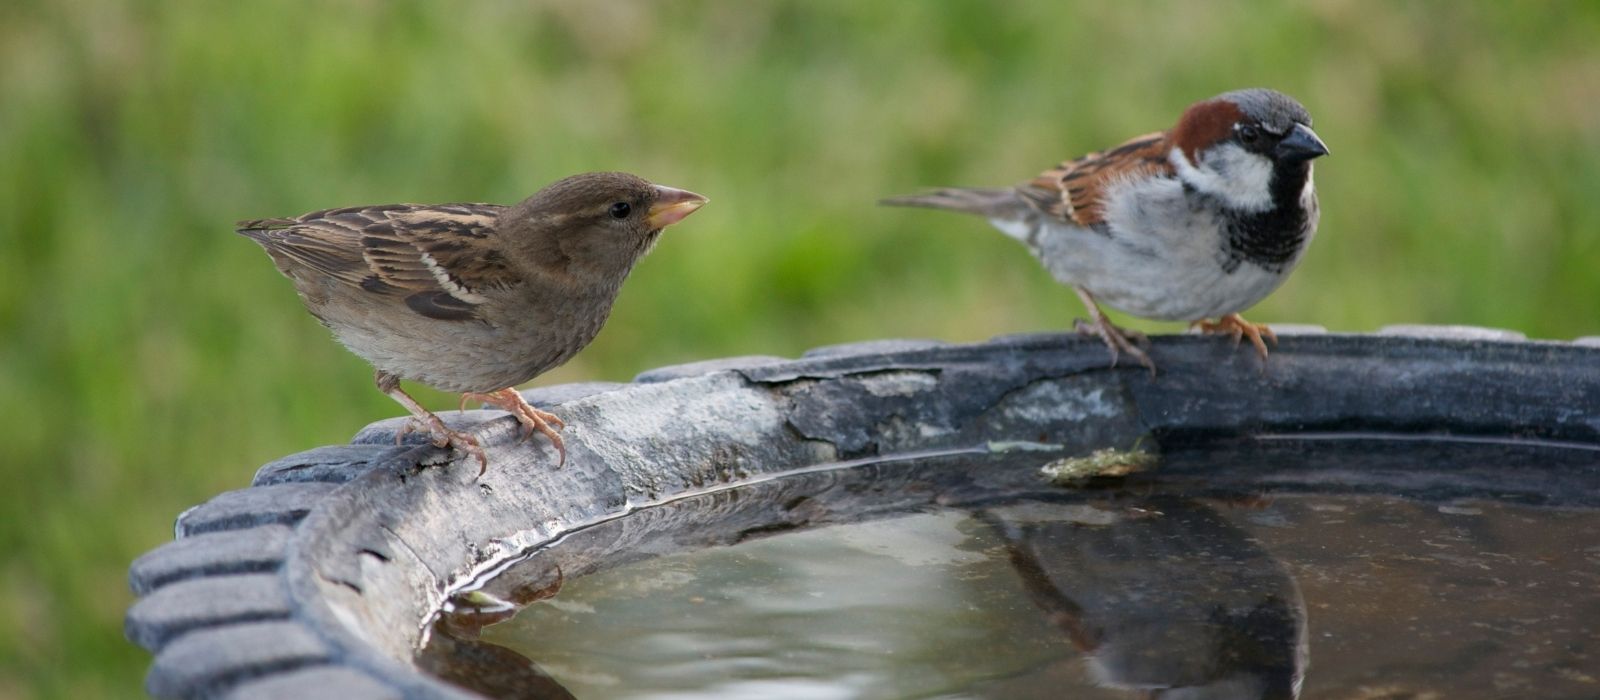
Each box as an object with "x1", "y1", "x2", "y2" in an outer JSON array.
[
  {"x1": 237, "y1": 203, "x2": 515, "y2": 322},
  {"x1": 1023, "y1": 131, "x2": 1175, "y2": 228}
]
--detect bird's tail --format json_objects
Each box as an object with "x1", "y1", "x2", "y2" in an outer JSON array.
[
  {"x1": 235, "y1": 217, "x2": 299, "y2": 235},
  {"x1": 878, "y1": 187, "x2": 1031, "y2": 222}
]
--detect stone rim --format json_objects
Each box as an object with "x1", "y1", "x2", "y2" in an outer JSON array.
[{"x1": 124, "y1": 328, "x2": 1600, "y2": 699}]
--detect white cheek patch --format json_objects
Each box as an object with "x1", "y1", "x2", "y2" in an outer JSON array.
[
  {"x1": 419, "y1": 251, "x2": 490, "y2": 304},
  {"x1": 1170, "y1": 144, "x2": 1274, "y2": 212}
]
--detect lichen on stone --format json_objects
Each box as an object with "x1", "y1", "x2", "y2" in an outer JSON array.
[{"x1": 1040, "y1": 442, "x2": 1159, "y2": 485}]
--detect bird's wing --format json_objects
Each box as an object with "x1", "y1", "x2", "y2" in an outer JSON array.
[
  {"x1": 237, "y1": 203, "x2": 514, "y2": 321},
  {"x1": 1017, "y1": 131, "x2": 1175, "y2": 229}
]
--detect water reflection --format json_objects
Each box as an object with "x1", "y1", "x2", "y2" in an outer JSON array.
[
  {"x1": 419, "y1": 443, "x2": 1600, "y2": 699},
  {"x1": 985, "y1": 497, "x2": 1305, "y2": 699},
  {"x1": 423, "y1": 472, "x2": 1310, "y2": 697},
  {"x1": 418, "y1": 632, "x2": 577, "y2": 700}
]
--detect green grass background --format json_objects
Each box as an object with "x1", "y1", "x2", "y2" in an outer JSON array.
[{"x1": 1, "y1": 1, "x2": 1597, "y2": 696}]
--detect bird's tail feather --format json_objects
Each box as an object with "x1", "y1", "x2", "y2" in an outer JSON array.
[
  {"x1": 879, "y1": 188, "x2": 1030, "y2": 221},
  {"x1": 235, "y1": 217, "x2": 299, "y2": 235}
]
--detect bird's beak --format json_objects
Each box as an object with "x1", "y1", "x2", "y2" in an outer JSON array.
[
  {"x1": 646, "y1": 186, "x2": 708, "y2": 229},
  {"x1": 1276, "y1": 123, "x2": 1329, "y2": 162}
]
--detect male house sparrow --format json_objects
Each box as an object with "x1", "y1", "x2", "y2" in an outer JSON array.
[
  {"x1": 240, "y1": 172, "x2": 707, "y2": 472},
  {"x1": 883, "y1": 88, "x2": 1328, "y2": 371}
]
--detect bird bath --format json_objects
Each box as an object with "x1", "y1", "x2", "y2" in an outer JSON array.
[{"x1": 125, "y1": 327, "x2": 1600, "y2": 699}]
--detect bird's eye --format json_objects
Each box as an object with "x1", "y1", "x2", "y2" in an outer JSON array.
[
  {"x1": 608, "y1": 202, "x2": 631, "y2": 219},
  {"x1": 1237, "y1": 124, "x2": 1262, "y2": 146}
]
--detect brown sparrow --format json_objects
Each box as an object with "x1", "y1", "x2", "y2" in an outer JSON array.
[
  {"x1": 240, "y1": 172, "x2": 707, "y2": 472},
  {"x1": 883, "y1": 88, "x2": 1328, "y2": 371}
]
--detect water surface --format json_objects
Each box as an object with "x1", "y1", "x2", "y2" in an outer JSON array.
[{"x1": 423, "y1": 437, "x2": 1600, "y2": 699}]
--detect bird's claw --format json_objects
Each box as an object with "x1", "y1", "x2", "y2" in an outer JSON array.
[
  {"x1": 1191, "y1": 313, "x2": 1277, "y2": 362},
  {"x1": 462, "y1": 389, "x2": 568, "y2": 468},
  {"x1": 396, "y1": 413, "x2": 490, "y2": 475},
  {"x1": 1075, "y1": 317, "x2": 1156, "y2": 375},
  {"x1": 1071, "y1": 286, "x2": 1155, "y2": 375}
]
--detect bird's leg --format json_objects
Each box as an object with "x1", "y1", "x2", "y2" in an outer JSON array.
[
  {"x1": 1071, "y1": 286, "x2": 1155, "y2": 374},
  {"x1": 1190, "y1": 313, "x2": 1277, "y2": 361},
  {"x1": 375, "y1": 370, "x2": 488, "y2": 472},
  {"x1": 459, "y1": 388, "x2": 566, "y2": 468}
]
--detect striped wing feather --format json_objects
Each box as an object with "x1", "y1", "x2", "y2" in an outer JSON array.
[
  {"x1": 238, "y1": 203, "x2": 514, "y2": 321},
  {"x1": 1020, "y1": 132, "x2": 1174, "y2": 228}
]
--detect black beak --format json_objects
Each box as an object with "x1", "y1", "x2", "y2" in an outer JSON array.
[{"x1": 1276, "y1": 123, "x2": 1329, "y2": 162}]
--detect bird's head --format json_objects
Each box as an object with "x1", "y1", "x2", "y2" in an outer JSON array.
[
  {"x1": 505, "y1": 171, "x2": 707, "y2": 282},
  {"x1": 1168, "y1": 88, "x2": 1328, "y2": 213}
]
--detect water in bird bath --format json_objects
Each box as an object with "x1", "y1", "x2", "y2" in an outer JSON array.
[{"x1": 418, "y1": 436, "x2": 1600, "y2": 699}]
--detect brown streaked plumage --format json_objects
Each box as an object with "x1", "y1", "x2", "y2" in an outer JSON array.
[
  {"x1": 883, "y1": 89, "x2": 1328, "y2": 373},
  {"x1": 1021, "y1": 132, "x2": 1172, "y2": 228},
  {"x1": 241, "y1": 172, "x2": 708, "y2": 472},
  {"x1": 239, "y1": 203, "x2": 518, "y2": 324}
]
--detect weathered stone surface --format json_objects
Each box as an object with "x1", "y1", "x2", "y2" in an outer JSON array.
[
  {"x1": 800, "y1": 338, "x2": 949, "y2": 359},
  {"x1": 1265, "y1": 323, "x2": 1328, "y2": 335},
  {"x1": 986, "y1": 330, "x2": 1078, "y2": 346},
  {"x1": 1377, "y1": 324, "x2": 1527, "y2": 341},
  {"x1": 222, "y1": 667, "x2": 402, "y2": 700},
  {"x1": 126, "y1": 332, "x2": 1600, "y2": 698},
  {"x1": 129, "y1": 525, "x2": 290, "y2": 596},
  {"x1": 632, "y1": 355, "x2": 792, "y2": 383},
  {"x1": 146, "y1": 621, "x2": 331, "y2": 699},
  {"x1": 254, "y1": 445, "x2": 421, "y2": 486},
  {"x1": 126, "y1": 574, "x2": 290, "y2": 649},
  {"x1": 1125, "y1": 334, "x2": 1600, "y2": 444},
  {"x1": 175, "y1": 483, "x2": 339, "y2": 537},
  {"x1": 751, "y1": 333, "x2": 1143, "y2": 386},
  {"x1": 519, "y1": 381, "x2": 627, "y2": 406}
]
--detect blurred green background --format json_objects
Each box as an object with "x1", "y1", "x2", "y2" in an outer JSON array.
[{"x1": 1, "y1": 0, "x2": 1597, "y2": 696}]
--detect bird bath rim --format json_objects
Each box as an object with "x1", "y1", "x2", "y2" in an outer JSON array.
[{"x1": 124, "y1": 326, "x2": 1600, "y2": 699}]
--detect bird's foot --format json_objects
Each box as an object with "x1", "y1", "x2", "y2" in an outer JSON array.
[
  {"x1": 1071, "y1": 286, "x2": 1155, "y2": 375},
  {"x1": 394, "y1": 412, "x2": 489, "y2": 474},
  {"x1": 1191, "y1": 313, "x2": 1277, "y2": 361},
  {"x1": 462, "y1": 388, "x2": 567, "y2": 468},
  {"x1": 1074, "y1": 316, "x2": 1154, "y2": 375},
  {"x1": 377, "y1": 371, "x2": 490, "y2": 474}
]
